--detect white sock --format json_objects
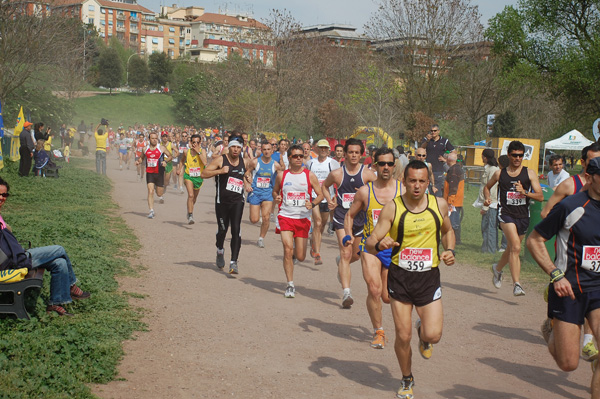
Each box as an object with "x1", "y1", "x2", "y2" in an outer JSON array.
[
  {"x1": 343, "y1": 288, "x2": 351, "y2": 295},
  {"x1": 584, "y1": 334, "x2": 594, "y2": 346},
  {"x1": 288, "y1": 281, "x2": 294, "y2": 287},
  {"x1": 374, "y1": 327, "x2": 383, "y2": 333},
  {"x1": 217, "y1": 248, "x2": 224, "y2": 254}
]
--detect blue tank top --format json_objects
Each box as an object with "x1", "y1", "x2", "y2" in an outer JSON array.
[{"x1": 252, "y1": 157, "x2": 276, "y2": 193}]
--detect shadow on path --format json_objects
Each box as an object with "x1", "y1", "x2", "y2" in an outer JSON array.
[
  {"x1": 240, "y1": 277, "x2": 340, "y2": 307},
  {"x1": 299, "y1": 317, "x2": 371, "y2": 343},
  {"x1": 308, "y1": 356, "x2": 398, "y2": 392},
  {"x1": 472, "y1": 322, "x2": 544, "y2": 345},
  {"x1": 443, "y1": 281, "x2": 518, "y2": 306},
  {"x1": 437, "y1": 384, "x2": 529, "y2": 399}
]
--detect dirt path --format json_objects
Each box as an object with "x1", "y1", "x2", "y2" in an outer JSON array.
[{"x1": 92, "y1": 155, "x2": 590, "y2": 398}]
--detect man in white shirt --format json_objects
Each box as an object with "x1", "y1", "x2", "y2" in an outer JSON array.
[{"x1": 547, "y1": 155, "x2": 570, "y2": 189}]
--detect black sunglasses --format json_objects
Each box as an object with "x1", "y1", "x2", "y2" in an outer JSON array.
[
  {"x1": 376, "y1": 161, "x2": 395, "y2": 167},
  {"x1": 510, "y1": 153, "x2": 524, "y2": 158},
  {"x1": 290, "y1": 154, "x2": 303, "y2": 159},
  {"x1": 0, "y1": 193, "x2": 9, "y2": 198}
]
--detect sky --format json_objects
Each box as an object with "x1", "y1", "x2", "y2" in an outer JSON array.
[{"x1": 140, "y1": 0, "x2": 519, "y2": 31}]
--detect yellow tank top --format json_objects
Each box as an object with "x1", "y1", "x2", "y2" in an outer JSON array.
[
  {"x1": 390, "y1": 194, "x2": 443, "y2": 271},
  {"x1": 166, "y1": 142, "x2": 173, "y2": 164},
  {"x1": 363, "y1": 180, "x2": 402, "y2": 237},
  {"x1": 95, "y1": 132, "x2": 107, "y2": 152},
  {"x1": 184, "y1": 149, "x2": 205, "y2": 177}
]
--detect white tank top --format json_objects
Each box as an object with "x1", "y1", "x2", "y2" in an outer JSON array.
[
  {"x1": 278, "y1": 169, "x2": 312, "y2": 219},
  {"x1": 308, "y1": 157, "x2": 339, "y2": 202}
]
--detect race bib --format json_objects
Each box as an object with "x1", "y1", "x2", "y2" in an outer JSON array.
[
  {"x1": 189, "y1": 167, "x2": 201, "y2": 177},
  {"x1": 582, "y1": 246, "x2": 600, "y2": 272},
  {"x1": 179, "y1": 146, "x2": 187, "y2": 152},
  {"x1": 398, "y1": 248, "x2": 433, "y2": 272},
  {"x1": 342, "y1": 193, "x2": 355, "y2": 209},
  {"x1": 506, "y1": 191, "x2": 526, "y2": 206},
  {"x1": 226, "y1": 177, "x2": 243, "y2": 194},
  {"x1": 286, "y1": 191, "x2": 306, "y2": 207},
  {"x1": 372, "y1": 209, "x2": 381, "y2": 226},
  {"x1": 147, "y1": 158, "x2": 158, "y2": 167},
  {"x1": 257, "y1": 177, "x2": 270, "y2": 188}
]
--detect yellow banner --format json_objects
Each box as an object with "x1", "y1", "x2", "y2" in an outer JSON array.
[{"x1": 14, "y1": 106, "x2": 24, "y2": 137}]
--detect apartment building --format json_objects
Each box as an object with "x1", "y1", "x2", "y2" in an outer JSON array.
[{"x1": 296, "y1": 24, "x2": 370, "y2": 48}]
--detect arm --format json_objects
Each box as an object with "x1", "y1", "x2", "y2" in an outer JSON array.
[
  {"x1": 160, "y1": 145, "x2": 172, "y2": 163},
  {"x1": 365, "y1": 201, "x2": 399, "y2": 253},
  {"x1": 272, "y1": 171, "x2": 283, "y2": 203},
  {"x1": 176, "y1": 149, "x2": 186, "y2": 175},
  {"x1": 244, "y1": 159, "x2": 257, "y2": 192},
  {"x1": 363, "y1": 168, "x2": 377, "y2": 183},
  {"x1": 437, "y1": 197, "x2": 456, "y2": 266},
  {"x1": 308, "y1": 171, "x2": 324, "y2": 208},
  {"x1": 201, "y1": 156, "x2": 226, "y2": 179},
  {"x1": 343, "y1": 186, "x2": 367, "y2": 246},
  {"x1": 322, "y1": 169, "x2": 341, "y2": 210},
  {"x1": 518, "y1": 169, "x2": 543, "y2": 202},
  {"x1": 483, "y1": 170, "x2": 500, "y2": 206}
]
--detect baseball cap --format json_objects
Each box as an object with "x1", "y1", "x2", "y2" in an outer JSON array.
[
  {"x1": 161, "y1": 131, "x2": 168, "y2": 137},
  {"x1": 23, "y1": 121, "x2": 33, "y2": 128},
  {"x1": 586, "y1": 157, "x2": 600, "y2": 175},
  {"x1": 316, "y1": 139, "x2": 330, "y2": 148}
]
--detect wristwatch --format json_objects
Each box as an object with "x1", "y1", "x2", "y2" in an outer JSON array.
[{"x1": 446, "y1": 249, "x2": 456, "y2": 256}]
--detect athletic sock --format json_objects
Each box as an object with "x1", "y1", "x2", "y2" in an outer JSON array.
[
  {"x1": 374, "y1": 327, "x2": 383, "y2": 333},
  {"x1": 288, "y1": 281, "x2": 294, "y2": 287},
  {"x1": 584, "y1": 334, "x2": 594, "y2": 346},
  {"x1": 343, "y1": 288, "x2": 351, "y2": 295},
  {"x1": 217, "y1": 248, "x2": 224, "y2": 254}
]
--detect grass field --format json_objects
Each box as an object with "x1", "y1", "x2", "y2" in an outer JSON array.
[
  {"x1": 0, "y1": 159, "x2": 144, "y2": 398},
  {"x1": 71, "y1": 92, "x2": 177, "y2": 128}
]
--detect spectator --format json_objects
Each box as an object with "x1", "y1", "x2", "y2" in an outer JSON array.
[
  {"x1": 477, "y1": 149, "x2": 500, "y2": 253},
  {"x1": 33, "y1": 140, "x2": 49, "y2": 176},
  {"x1": 422, "y1": 124, "x2": 455, "y2": 197},
  {"x1": 444, "y1": 153, "x2": 464, "y2": 245},
  {"x1": 59, "y1": 123, "x2": 66, "y2": 148},
  {"x1": 34, "y1": 122, "x2": 50, "y2": 142},
  {"x1": 547, "y1": 154, "x2": 570, "y2": 189},
  {"x1": 19, "y1": 122, "x2": 35, "y2": 177},
  {"x1": 0, "y1": 177, "x2": 90, "y2": 315},
  {"x1": 94, "y1": 123, "x2": 107, "y2": 175},
  {"x1": 78, "y1": 120, "x2": 87, "y2": 144}
]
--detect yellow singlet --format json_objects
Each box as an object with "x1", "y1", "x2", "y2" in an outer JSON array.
[
  {"x1": 184, "y1": 149, "x2": 205, "y2": 177},
  {"x1": 363, "y1": 180, "x2": 403, "y2": 238}
]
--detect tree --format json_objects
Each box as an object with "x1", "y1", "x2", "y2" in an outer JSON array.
[
  {"x1": 316, "y1": 99, "x2": 357, "y2": 139},
  {"x1": 128, "y1": 56, "x2": 149, "y2": 94},
  {"x1": 97, "y1": 47, "x2": 122, "y2": 94},
  {"x1": 172, "y1": 73, "x2": 224, "y2": 127},
  {"x1": 405, "y1": 111, "x2": 436, "y2": 143},
  {"x1": 492, "y1": 110, "x2": 519, "y2": 138},
  {"x1": 148, "y1": 52, "x2": 173, "y2": 90}
]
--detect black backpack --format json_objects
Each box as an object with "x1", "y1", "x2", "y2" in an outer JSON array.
[{"x1": 0, "y1": 228, "x2": 32, "y2": 271}]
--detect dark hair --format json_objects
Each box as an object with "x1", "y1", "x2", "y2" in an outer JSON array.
[
  {"x1": 374, "y1": 147, "x2": 395, "y2": 163},
  {"x1": 344, "y1": 138, "x2": 364, "y2": 155},
  {"x1": 507, "y1": 140, "x2": 525, "y2": 154},
  {"x1": 0, "y1": 177, "x2": 10, "y2": 193},
  {"x1": 278, "y1": 138, "x2": 289, "y2": 145},
  {"x1": 482, "y1": 148, "x2": 498, "y2": 167},
  {"x1": 549, "y1": 154, "x2": 563, "y2": 166},
  {"x1": 97, "y1": 128, "x2": 104, "y2": 135},
  {"x1": 261, "y1": 140, "x2": 272, "y2": 147},
  {"x1": 498, "y1": 155, "x2": 509, "y2": 168},
  {"x1": 334, "y1": 144, "x2": 344, "y2": 150},
  {"x1": 190, "y1": 134, "x2": 201, "y2": 142},
  {"x1": 288, "y1": 144, "x2": 304, "y2": 157},
  {"x1": 396, "y1": 145, "x2": 405, "y2": 154},
  {"x1": 582, "y1": 143, "x2": 600, "y2": 161},
  {"x1": 230, "y1": 135, "x2": 244, "y2": 145},
  {"x1": 403, "y1": 160, "x2": 429, "y2": 180}
]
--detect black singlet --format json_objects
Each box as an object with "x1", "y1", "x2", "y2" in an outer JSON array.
[
  {"x1": 216, "y1": 154, "x2": 246, "y2": 204},
  {"x1": 498, "y1": 166, "x2": 530, "y2": 219}
]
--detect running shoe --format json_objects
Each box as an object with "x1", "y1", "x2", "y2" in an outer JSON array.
[
  {"x1": 371, "y1": 329, "x2": 385, "y2": 349},
  {"x1": 416, "y1": 319, "x2": 433, "y2": 359},
  {"x1": 582, "y1": 341, "x2": 599, "y2": 362},
  {"x1": 541, "y1": 318, "x2": 553, "y2": 344},
  {"x1": 513, "y1": 282, "x2": 526, "y2": 296},
  {"x1": 314, "y1": 253, "x2": 323, "y2": 265},
  {"x1": 216, "y1": 250, "x2": 225, "y2": 269},
  {"x1": 491, "y1": 263, "x2": 503, "y2": 289},
  {"x1": 396, "y1": 376, "x2": 414, "y2": 399},
  {"x1": 229, "y1": 261, "x2": 238, "y2": 275},
  {"x1": 188, "y1": 214, "x2": 195, "y2": 225},
  {"x1": 257, "y1": 237, "x2": 265, "y2": 248},
  {"x1": 180, "y1": 187, "x2": 184, "y2": 194},
  {"x1": 342, "y1": 292, "x2": 354, "y2": 309},
  {"x1": 147, "y1": 210, "x2": 155, "y2": 219},
  {"x1": 284, "y1": 285, "x2": 295, "y2": 298},
  {"x1": 159, "y1": 196, "x2": 165, "y2": 204}
]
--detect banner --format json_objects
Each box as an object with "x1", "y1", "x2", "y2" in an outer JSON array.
[{"x1": 14, "y1": 106, "x2": 24, "y2": 137}]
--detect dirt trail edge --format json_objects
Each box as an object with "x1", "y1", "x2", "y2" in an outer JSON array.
[{"x1": 92, "y1": 156, "x2": 589, "y2": 399}]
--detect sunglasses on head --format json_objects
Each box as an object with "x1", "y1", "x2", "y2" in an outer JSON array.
[
  {"x1": 376, "y1": 161, "x2": 395, "y2": 167},
  {"x1": 510, "y1": 153, "x2": 524, "y2": 158}
]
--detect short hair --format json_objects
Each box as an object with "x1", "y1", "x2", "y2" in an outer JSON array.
[
  {"x1": 403, "y1": 160, "x2": 429, "y2": 180},
  {"x1": 431, "y1": 124, "x2": 440, "y2": 130},
  {"x1": 190, "y1": 134, "x2": 201, "y2": 142},
  {"x1": 278, "y1": 138, "x2": 289, "y2": 145},
  {"x1": 507, "y1": 140, "x2": 525, "y2": 154},
  {"x1": 396, "y1": 145, "x2": 405, "y2": 154},
  {"x1": 498, "y1": 155, "x2": 509, "y2": 168},
  {"x1": 261, "y1": 140, "x2": 272, "y2": 147},
  {"x1": 0, "y1": 176, "x2": 10, "y2": 193},
  {"x1": 288, "y1": 144, "x2": 304, "y2": 157},
  {"x1": 344, "y1": 138, "x2": 364, "y2": 155},
  {"x1": 549, "y1": 154, "x2": 563, "y2": 166},
  {"x1": 374, "y1": 147, "x2": 395, "y2": 163},
  {"x1": 335, "y1": 144, "x2": 344, "y2": 150},
  {"x1": 583, "y1": 143, "x2": 600, "y2": 161},
  {"x1": 97, "y1": 128, "x2": 103, "y2": 135}
]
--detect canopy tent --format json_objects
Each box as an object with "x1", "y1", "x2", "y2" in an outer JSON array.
[{"x1": 542, "y1": 129, "x2": 595, "y2": 174}]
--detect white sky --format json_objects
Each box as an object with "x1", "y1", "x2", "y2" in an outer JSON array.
[{"x1": 139, "y1": 0, "x2": 519, "y2": 31}]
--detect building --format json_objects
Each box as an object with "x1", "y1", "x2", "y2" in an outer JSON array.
[{"x1": 295, "y1": 24, "x2": 370, "y2": 48}]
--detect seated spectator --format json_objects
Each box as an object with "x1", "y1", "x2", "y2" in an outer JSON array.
[
  {"x1": 33, "y1": 140, "x2": 49, "y2": 177},
  {"x1": 78, "y1": 137, "x2": 89, "y2": 156},
  {"x1": 0, "y1": 177, "x2": 90, "y2": 316}
]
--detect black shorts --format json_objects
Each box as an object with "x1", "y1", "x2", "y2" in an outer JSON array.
[
  {"x1": 498, "y1": 214, "x2": 529, "y2": 236},
  {"x1": 318, "y1": 202, "x2": 329, "y2": 213},
  {"x1": 332, "y1": 217, "x2": 363, "y2": 236},
  {"x1": 547, "y1": 284, "x2": 600, "y2": 325},
  {"x1": 388, "y1": 266, "x2": 442, "y2": 307},
  {"x1": 146, "y1": 172, "x2": 164, "y2": 188}
]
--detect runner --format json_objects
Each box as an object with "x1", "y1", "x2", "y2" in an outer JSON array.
[
  {"x1": 333, "y1": 143, "x2": 345, "y2": 165},
  {"x1": 321, "y1": 138, "x2": 376, "y2": 308},
  {"x1": 201, "y1": 136, "x2": 248, "y2": 274},
  {"x1": 526, "y1": 157, "x2": 600, "y2": 399},
  {"x1": 366, "y1": 159, "x2": 456, "y2": 399},
  {"x1": 272, "y1": 138, "x2": 290, "y2": 170},
  {"x1": 134, "y1": 133, "x2": 147, "y2": 181},
  {"x1": 176, "y1": 131, "x2": 190, "y2": 193},
  {"x1": 484, "y1": 140, "x2": 543, "y2": 296},
  {"x1": 307, "y1": 139, "x2": 341, "y2": 265},
  {"x1": 135, "y1": 131, "x2": 172, "y2": 219},
  {"x1": 160, "y1": 132, "x2": 178, "y2": 193},
  {"x1": 116, "y1": 133, "x2": 128, "y2": 170},
  {"x1": 272, "y1": 144, "x2": 323, "y2": 298},
  {"x1": 170, "y1": 132, "x2": 182, "y2": 190},
  {"x1": 245, "y1": 141, "x2": 281, "y2": 248},
  {"x1": 176, "y1": 134, "x2": 207, "y2": 225},
  {"x1": 345, "y1": 148, "x2": 403, "y2": 349}
]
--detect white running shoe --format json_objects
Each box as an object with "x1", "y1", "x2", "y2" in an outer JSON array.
[
  {"x1": 159, "y1": 196, "x2": 165, "y2": 204},
  {"x1": 491, "y1": 263, "x2": 503, "y2": 289},
  {"x1": 257, "y1": 237, "x2": 265, "y2": 248},
  {"x1": 342, "y1": 292, "x2": 354, "y2": 309},
  {"x1": 513, "y1": 282, "x2": 526, "y2": 296},
  {"x1": 284, "y1": 285, "x2": 295, "y2": 298},
  {"x1": 147, "y1": 210, "x2": 155, "y2": 219},
  {"x1": 188, "y1": 215, "x2": 195, "y2": 225}
]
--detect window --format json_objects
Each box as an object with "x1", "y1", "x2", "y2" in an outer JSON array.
[
  {"x1": 186, "y1": 28, "x2": 190, "y2": 34},
  {"x1": 159, "y1": 26, "x2": 163, "y2": 31},
  {"x1": 152, "y1": 38, "x2": 158, "y2": 44},
  {"x1": 88, "y1": 5, "x2": 94, "y2": 11},
  {"x1": 209, "y1": 35, "x2": 215, "y2": 39},
  {"x1": 169, "y1": 39, "x2": 174, "y2": 44},
  {"x1": 101, "y1": 8, "x2": 105, "y2": 13},
  {"x1": 108, "y1": 20, "x2": 113, "y2": 25},
  {"x1": 168, "y1": 50, "x2": 174, "y2": 57},
  {"x1": 169, "y1": 27, "x2": 175, "y2": 32},
  {"x1": 100, "y1": 20, "x2": 105, "y2": 25},
  {"x1": 141, "y1": 37, "x2": 146, "y2": 43},
  {"x1": 130, "y1": 12, "x2": 137, "y2": 18},
  {"x1": 185, "y1": 39, "x2": 190, "y2": 45},
  {"x1": 108, "y1": 9, "x2": 113, "y2": 14},
  {"x1": 88, "y1": 18, "x2": 94, "y2": 24}
]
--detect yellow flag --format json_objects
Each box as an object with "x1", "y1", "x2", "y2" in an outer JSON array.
[{"x1": 14, "y1": 106, "x2": 24, "y2": 136}]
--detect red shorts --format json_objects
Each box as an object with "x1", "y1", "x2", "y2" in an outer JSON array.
[{"x1": 276, "y1": 215, "x2": 311, "y2": 238}]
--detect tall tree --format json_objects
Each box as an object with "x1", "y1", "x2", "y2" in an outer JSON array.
[
  {"x1": 172, "y1": 73, "x2": 224, "y2": 127},
  {"x1": 148, "y1": 52, "x2": 173, "y2": 90},
  {"x1": 128, "y1": 56, "x2": 149, "y2": 95},
  {"x1": 97, "y1": 47, "x2": 123, "y2": 95}
]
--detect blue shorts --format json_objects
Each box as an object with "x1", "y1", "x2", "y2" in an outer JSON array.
[
  {"x1": 548, "y1": 284, "x2": 600, "y2": 325},
  {"x1": 359, "y1": 237, "x2": 391, "y2": 269},
  {"x1": 498, "y1": 213, "x2": 529, "y2": 236},
  {"x1": 248, "y1": 190, "x2": 273, "y2": 205},
  {"x1": 119, "y1": 149, "x2": 127, "y2": 155}
]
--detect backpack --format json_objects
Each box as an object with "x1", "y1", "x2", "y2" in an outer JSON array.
[{"x1": 0, "y1": 228, "x2": 32, "y2": 271}]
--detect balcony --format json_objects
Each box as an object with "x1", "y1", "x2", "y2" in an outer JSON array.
[
  {"x1": 130, "y1": 16, "x2": 138, "y2": 22},
  {"x1": 117, "y1": 13, "x2": 125, "y2": 20},
  {"x1": 130, "y1": 25, "x2": 138, "y2": 33},
  {"x1": 116, "y1": 26, "x2": 125, "y2": 32}
]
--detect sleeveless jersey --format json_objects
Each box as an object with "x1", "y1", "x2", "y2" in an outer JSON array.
[
  {"x1": 363, "y1": 180, "x2": 403, "y2": 238},
  {"x1": 389, "y1": 194, "x2": 444, "y2": 271},
  {"x1": 252, "y1": 157, "x2": 276, "y2": 193},
  {"x1": 165, "y1": 142, "x2": 174, "y2": 165},
  {"x1": 216, "y1": 155, "x2": 245, "y2": 204},
  {"x1": 498, "y1": 167, "x2": 531, "y2": 219},
  {"x1": 333, "y1": 165, "x2": 366, "y2": 226},
  {"x1": 308, "y1": 157, "x2": 339, "y2": 202},
  {"x1": 145, "y1": 146, "x2": 163, "y2": 174},
  {"x1": 572, "y1": 174, "x2": 584, "y2": 194},
  {"x1": 278, "y1": 169, "x2": 313, "y2": 220},
  {"x1": 184, "y1": 149, "x2": 205, "y2": 177},
  {"x1": 135, "y1": 139, "x2": 146, "y2": 158}
]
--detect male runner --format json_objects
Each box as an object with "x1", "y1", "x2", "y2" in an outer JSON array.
[
  {"x1": 527, "y1": 157, "x2": 600, "y2": 399},
  {"x1": 366, "y1": 160, "x2": 455, "y2": 399},
  {"x1": 176, "y1": 131, "x2": 190, "y2": 193},
  {"x1": 333, "y1": 144, "x2": 345, "y2": 165},
  {"x1": 116, "y1": 132, "x2": 128, "y2": 170},
  {"x1": 345, "y1": 148, "x2": 403, "y2": 348},
  {"x1": 134, "y1": 133, "x2": 147, "y2": 180},
  {"x1": 272, "y1": 138, "x2": 290, "y2": 170},
  {"x1": 322, "y1": 138, "x2": 376, "y2": 308},
  {"x1": 177, "y1": 134, "x2": 207, "y2": 224},
  {"x1": 135, "y1": 131, "x2": 172, "y2": 219},
  {"x1": 201, "y1": 136, "x2": 248, "y2": 274},
  {"x1": 307, "y1": 139, "x2": 340, "y2": 265},
  {"x1": 245, "y1": 141, "x2": 281, "y2": 248},
  {"x1": 160, "y1": 132, "x2": 178, "y2": 192},
  {"x1": 272, "y1": 144, "x2": 323, "y2": 298},
  {"x1": 484, "y1": 140, "x2": 543, "y2": 296}
]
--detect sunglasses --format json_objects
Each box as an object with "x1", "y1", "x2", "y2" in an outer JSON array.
[
  {"x1": 0, "y1": 193, "x2": 9, "y2": 198},
  {"x1": 290, "y1": 154, "x2": 303, "y2": 159},
  {"x1": 416, "y1": 154, "x2": 426, "y2": 157},
  {"x1": 430, "y1": 130, "x2": 439, "y2": 132},
  {"x1": 510, "y1": 153, "x2": 524, "y2": 158},
  {"x1": 376, "y1": 161, "x2": 395, "y2": 167}
]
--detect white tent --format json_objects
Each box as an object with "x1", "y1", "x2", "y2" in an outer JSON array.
[{"x1": 542, "y1": 129, "x2": 595, "y2": 174}]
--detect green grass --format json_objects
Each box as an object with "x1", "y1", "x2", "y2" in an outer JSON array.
[
  {"x1": 0, "y1": 158, "x2": 144, "y2": 398},
  {"x1": 71, "y1": 92, "x2": 176, "y2": 128}
]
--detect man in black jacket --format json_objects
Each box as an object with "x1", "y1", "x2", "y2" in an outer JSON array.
[{"x1": 18, "y1": 122, "x2": 35, "y2": 177}]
